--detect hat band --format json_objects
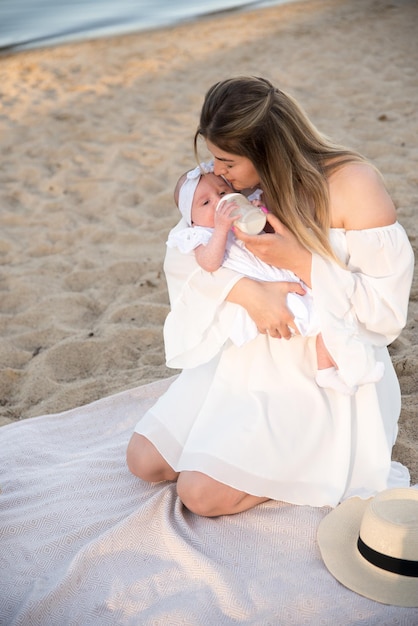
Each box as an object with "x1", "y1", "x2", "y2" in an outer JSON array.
[{"x1": 357, "y1": 536, "x2": 418, "y2": 577}]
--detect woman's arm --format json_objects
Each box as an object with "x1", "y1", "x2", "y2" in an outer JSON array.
[
  {"x1": 232, "y1": 162, "x2": 397, "y2": 283},
  {"x1": 226, "y1": 278, "x2": 305, "y2": 339},
  {"x1": 314, "y1": 161, "x2": 411, "y2": 339},
  {"x1": 233, "y1": 215, "x2": 313, "y2": 286},
  {"x1": 163, "y1": 227, "x2": 307, "y2": 368},
  {"x1": 311, "y1": 163, "x2": 413, "y2": 383},
  {"x1": 232, "y1": 161, "x2": 413, "y2": 347}
]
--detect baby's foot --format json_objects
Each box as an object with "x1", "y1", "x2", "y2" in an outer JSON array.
[
  {"x1": 315, "y1": 367, "x2": 357, "y2": 395},
  {"x1": 357, "y1": 361, "x2": 385, "y2": 385}
]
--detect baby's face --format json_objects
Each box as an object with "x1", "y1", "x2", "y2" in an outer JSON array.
[{"x1": 191, "y1": 173, "x2": 231, "y2": 227}]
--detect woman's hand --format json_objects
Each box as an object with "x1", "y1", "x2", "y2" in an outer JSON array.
[
  {"x1": 234, "y1": 213, "x2": 312, "y2": 286},
  {"x1": 226, "y1": 278, "x2": 306, "y2": 339}
]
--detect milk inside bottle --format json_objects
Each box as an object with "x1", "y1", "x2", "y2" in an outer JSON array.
[{"x1": 216, "y1": 193, "x2": 266, "y2": 235}]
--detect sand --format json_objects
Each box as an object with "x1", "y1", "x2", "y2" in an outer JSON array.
[{"x1": 0, "y1": 0, "x2": 417, "y2": 481}]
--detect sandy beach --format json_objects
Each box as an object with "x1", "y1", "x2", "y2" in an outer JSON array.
[{"x1": 0, "y1": 0, "x2": 417, "y2": 480}]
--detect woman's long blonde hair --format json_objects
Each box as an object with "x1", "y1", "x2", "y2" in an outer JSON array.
[{"x1": 194, "y1": 76, "x2": 366, "y2": 260}]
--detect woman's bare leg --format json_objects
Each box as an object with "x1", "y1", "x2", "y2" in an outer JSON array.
[
  {"x1": 126, "y1": 433, "x2": 179, "y2": 482},
  {"x1": 177, "y1": 471, "x2": 270, "y2": 517},
  {"x1": 127, "y1": 438, "x2": 269, "y2": 515}
]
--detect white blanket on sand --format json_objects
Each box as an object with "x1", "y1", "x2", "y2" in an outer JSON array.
[{"x1": 1, "y1": 376, "x2": 417, "y2": 626}]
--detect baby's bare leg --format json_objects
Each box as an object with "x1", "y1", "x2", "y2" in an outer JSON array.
[
  {"x1": 316, "y1": 333, "x2": 335, "y2": 370},
  {"x1": 315, "y1": 333, "x2": 356, "y2": 395},
  {"x1": 315, "y1": 333, "x2": 384, "y2": 395},
  {"x1": 126, "y1": 433, "x2": 179, "y2": 482}
]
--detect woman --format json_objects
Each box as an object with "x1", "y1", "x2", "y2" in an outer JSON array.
[{"x1": 127, "y1": 76, "x2": 414, "y2": 517}]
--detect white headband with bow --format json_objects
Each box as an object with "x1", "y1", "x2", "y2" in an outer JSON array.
[{"x1": 178, "y1": 160, "x2": 214, "y2": 226}]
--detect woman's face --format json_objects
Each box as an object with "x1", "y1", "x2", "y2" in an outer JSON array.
[{"x1": 206, "y1": 140, "x2": 260, "y2": 191}]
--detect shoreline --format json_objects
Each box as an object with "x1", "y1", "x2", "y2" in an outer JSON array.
[{"x1": 0, "y1": 0, "x2": 302, "y2": 54}]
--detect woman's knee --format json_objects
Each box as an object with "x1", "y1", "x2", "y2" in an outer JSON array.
[
  {"x1": 176, "y1": 471, "x2": 229, "y2": 517},
  {"x1": 126, "y1": 433, "x2": 151, "y2": 478},
  {"x1": 126, "y1": 433, "x2": 177, "y2": 482}
]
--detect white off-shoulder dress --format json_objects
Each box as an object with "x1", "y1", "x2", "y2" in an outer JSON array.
[{"x1": 135, "y1": 221, "x2": 414, "y2": 507}]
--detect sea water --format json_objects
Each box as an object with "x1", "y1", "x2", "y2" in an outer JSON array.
[{"x1": 0, "y1": 0, "x2": 300, "y2": 52}]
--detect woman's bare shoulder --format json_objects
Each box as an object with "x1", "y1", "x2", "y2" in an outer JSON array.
[{"x1": 328, "y1": 161, "x2": 396, "y2": 230}]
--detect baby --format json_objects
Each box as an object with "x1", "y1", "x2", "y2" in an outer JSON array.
[{"x1": 167, "y1": 163, "x2": 384, "y2": 395}]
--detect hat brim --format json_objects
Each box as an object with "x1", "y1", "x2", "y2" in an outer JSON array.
[{"x1": 317, "y1": 496, "x2": 418, "y2": 607}]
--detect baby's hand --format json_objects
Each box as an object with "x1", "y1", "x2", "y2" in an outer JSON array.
[{"x1": 214, "y1": 198, "x2": 240, "y2": 230}]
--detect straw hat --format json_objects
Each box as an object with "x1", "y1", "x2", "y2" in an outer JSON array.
[{"x1": 317, "y1": 487, "x2": 418, "y2": 607}]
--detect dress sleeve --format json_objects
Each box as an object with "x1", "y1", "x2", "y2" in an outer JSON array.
[
  {"x1": 163, "y1": 221, "x2": 244, "y2": 369},
  {"x1": 311, "y1": 222, "x2": 414, "y2": 384}
]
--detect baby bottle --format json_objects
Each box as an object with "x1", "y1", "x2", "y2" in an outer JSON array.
[{"x1": 216, "y1": 193, "x2": 266, "y2": 235}]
